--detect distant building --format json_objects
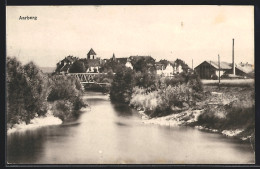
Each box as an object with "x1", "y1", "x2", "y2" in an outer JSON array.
[
  {"x1": 170, "y1": 59, "x2": 190, "y2": 74},
  {"x1": 225, "y1": 62, "x2": 254, "y2": 78},
  {"x1": 112, "y1": 54, "x2": 133, "y2": 69},
  {"x1": 57, "y1": 55, "x2": 78, "y2": 73},
  {"x1": 129, "y1": 55, "x2": 152, "y2": 60},
  {"x1": 155, "y1": 63, "x2": 164, "y2": 75},
  {"x1": 195, "y1": 60, "x2": 254, "y2": 79},
  {"x1": 87, "y1": 48, "x2": 97, "y2": 59},
  {"x1": 194, "y1": 60, "x2": 232, "y2": 79},
  {"x1": 155, "y1": 62, "x2": 173, "y2": 76},
  {"x1": 85, "y1": 48, "x2": 101, "y2": 73},
  {"x1": 125, "y1": 58, "x2": 133, "y2": 69},
  {"x1": 86, "y1": 59, "x2": 101, "y2": 73},
  {"x1": 155, "y1": 58, "x2": 190, "y2": 76}
]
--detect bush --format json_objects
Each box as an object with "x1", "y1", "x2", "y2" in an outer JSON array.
[
  {"x1": 130, "y1": 83, "x2": 196, "y2": 117},
  {"x1": 130, "y1": 87, "x2": 160, "y2": 111},
  {"x1": 135, "y1": 71, "x2": 157, "y2": 91},
  {"x1": 212, "y1": 74, "x2": 218, "y2": 80},
  {"x1": 47, "y1": 75, "x2": 86, "y2": 111},
  {"x1": 52, "y1": 100, "x2": 73, "y2": 121},
  {"x1": 197, "y1": 100, "x2": 255, "y2": 130}
]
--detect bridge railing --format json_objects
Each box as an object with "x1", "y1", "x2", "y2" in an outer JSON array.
[
  {"x1": 67, "y1": 72, "x2": 111, "y2": 85},
  {"x1": 68, "y1": 73, "x2": 108, "y2": 75}
]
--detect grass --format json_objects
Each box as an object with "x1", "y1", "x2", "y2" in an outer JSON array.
[
  {"x1": 192, "y1": 84, "x2": 255, "y2": 145},
  {"x1": 201, "y1": 79, "x2": 254, "y2": 87}
]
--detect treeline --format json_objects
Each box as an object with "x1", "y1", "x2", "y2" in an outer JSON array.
[
  {"x1": 6, "y1": 57, "x2": 87, "y2": 128},
  {"x1": 109, "y1": 64, "x2": 203, "y2": 117}
]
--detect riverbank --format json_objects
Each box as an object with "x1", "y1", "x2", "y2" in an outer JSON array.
[
  {"x1": 7, "y1": 110, "x2": 62, "y2": 134},
  {"x1": 140, "y1": 84, "x2": 255, "y2": 148},
  {"x1": 7, "y1": 102, "x2": 91, "y2": 134}
]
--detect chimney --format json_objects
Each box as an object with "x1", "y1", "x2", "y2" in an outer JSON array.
[
  {"x1": 232, "y1": 38, "x2": 235, "y2": 75},
  {"x1": 192, "y1": 59, "x2": 193, "y2": 70}
]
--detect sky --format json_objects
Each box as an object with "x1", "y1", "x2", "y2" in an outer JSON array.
[{"x1": 6, "y1": 5, "x2": 254, "y2": 68}]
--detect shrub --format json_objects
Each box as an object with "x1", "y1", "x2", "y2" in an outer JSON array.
[
  {"x1": 130, "y1": 87, "x2": 160, "y2": 111},
  {"x1": 135, "y1": 71, "x2": 157, "y2": 91},
  {"x1": 212, "y1": 74, "x2": 218, "y2": 80},
  {"x1": 47, "y1": 75, "x2": 86, "y2": 111},
  {"x1": 197, "y1": 100, "x2": 255, "y2": 130},
  {"x1": 52, "y1": 100, "x2": 73, "y2": 121}
]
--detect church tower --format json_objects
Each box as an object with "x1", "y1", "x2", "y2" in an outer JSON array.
[
  {"x1": 112, "y1": 53, "x2": 116, "y2": 61},
  {"x1": 87, "y1": 48, "x2": 96, "y2": 59}
]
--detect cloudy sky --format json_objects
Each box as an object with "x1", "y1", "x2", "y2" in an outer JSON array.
[{"x1": 6, "y1": 5, "x2": 254, "y2": 68}]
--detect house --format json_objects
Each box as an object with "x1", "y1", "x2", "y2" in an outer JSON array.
[
  {"x1": 195, "y1": 60, "x2": 254, "y2": 79},
  {"x1": 125, "y1": 59, "x2": 133, "y2": 69},
  {"x1": 225, "y1": 62, "x2": 254, "y2": 78},
  {"x1": 156, "y1": 62, "x2": 173, "y2": 76},
  {"x1": 57, "y1": 55, "x2": 78, "y2": 73},
  {"x1": 86, "y1": 59, "x2": 101, "y2": 73},
  {"x1": 60, "y1": 64, "x2": 71, "y2": 73},
  {"x1": 111, "y1": 54, "x2": 133, "y2": 69},
  {"x1": 164, "y1": 63, "x2": 174, "y2": 76},
  {"x1": 169, "y1": 59, "x2": 190, "y2": 74},
  {"x1": 194, "y1": 60, "x2": 232, "y2": 79}
]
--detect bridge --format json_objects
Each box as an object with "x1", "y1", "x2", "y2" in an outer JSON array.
[{"x1": 68, "y1": 73, "x2": 110, "y2": 86}]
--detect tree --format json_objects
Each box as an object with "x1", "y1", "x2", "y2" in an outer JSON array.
[
  {"x1": 47, "y1": 75, "x2": 86, "y2": 121},
  {"x1": 159, "y1": 59, "x2": 170, "y2": 68},
  {"x1": 23, "y1": 62, "x2": 49, "y2": 118},
  {"x1": 135, "y1": 70, "x2": 157, "y2": 91},
  {"x1": 131, "y1": 57, "x2": 156, "y2": 73},
  {"x1": 69, "y1": 60, "x2": 86, "y2": 73},
  {"x1": 7, "y1": 57, "x2": 28, "y2": 125},
  {"x1": 110, "y1": 66, "x2": 135, "y2": 103},
  {"x1": 6, "y1": 57, "x2": 49, "y2": 125},
  {"x1": 100, "y1": 59, "x2": 121, "y2": 73}
]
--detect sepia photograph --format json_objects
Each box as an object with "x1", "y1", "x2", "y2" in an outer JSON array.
[{"x1": 6, "y1": 5, "x2": 255, "y2": 164}]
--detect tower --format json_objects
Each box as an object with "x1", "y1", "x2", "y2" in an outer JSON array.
[
  {"x1": 87, "y1": 48, "x2": 96, "y2": 59},
  {"x1": 112, "y1": 53, "x2": 116, "y2": 61}
]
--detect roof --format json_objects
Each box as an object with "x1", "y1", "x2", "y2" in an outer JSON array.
[
  {"x1": 60, "y1": 64, "x2": 70, "y2": 72},
  {"x1": 236, "y1": 63, "x2": 254, "y2": 74},
  {"x1": 155, "y1": 63, "x2": 165, "y2": 70},
  {"x1": 116, "y1": 58, "x2": 128, "y2": 64},
  {"x1": 207, "y1": 60, "x2": 232, "y2": 69},
  {"x1": 195, "y1": 60, "x2": 232, "y2": 70},
  {"x1": 64, "y1": 55, "x2": 77, "y2": 63},
  {"x1": 129, "y1": 55, "x2": 153, "y2": 61},
  {"x1": 87, "y1": 48, "x2": 96, "y2": 55}
]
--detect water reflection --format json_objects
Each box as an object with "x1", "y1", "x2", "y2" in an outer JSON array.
[
  {"x1": 112, "y1": 103, "x2": 134, "y2": 117},
  {"x1": 7, "y1": 92, "x2": 255, "y2": 164}
]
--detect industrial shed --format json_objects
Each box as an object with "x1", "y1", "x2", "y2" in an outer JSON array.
[{"x1": 194, "y1": 60, "x2": 232, "y2": 79}]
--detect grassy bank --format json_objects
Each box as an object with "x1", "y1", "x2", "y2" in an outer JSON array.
[
  {"x1": 193, "y1": 85, "x2": 255, "y2": 143},
  {"x1": 140, "y1": 84, "x2": 255, "y2": 149},
  {"x1": 201, "y1": 79, "x2": 254, "y2": 87}
]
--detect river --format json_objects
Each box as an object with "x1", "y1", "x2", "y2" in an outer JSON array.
[{"x1": 7, "y1": 92, "x2": 255, "y2": 164}]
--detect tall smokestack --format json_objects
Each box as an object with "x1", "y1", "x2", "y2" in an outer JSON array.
[
  {"x1": 232, "y1": 38, "x2": 235, "y2": 75},
  {"x1": 192, "y1": 59, "x2": 193, "y2": 70}
]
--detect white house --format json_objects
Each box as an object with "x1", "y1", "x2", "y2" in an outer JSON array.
[{"x1": 156, "y1": 63, "x2": 173, "y2": 76}]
